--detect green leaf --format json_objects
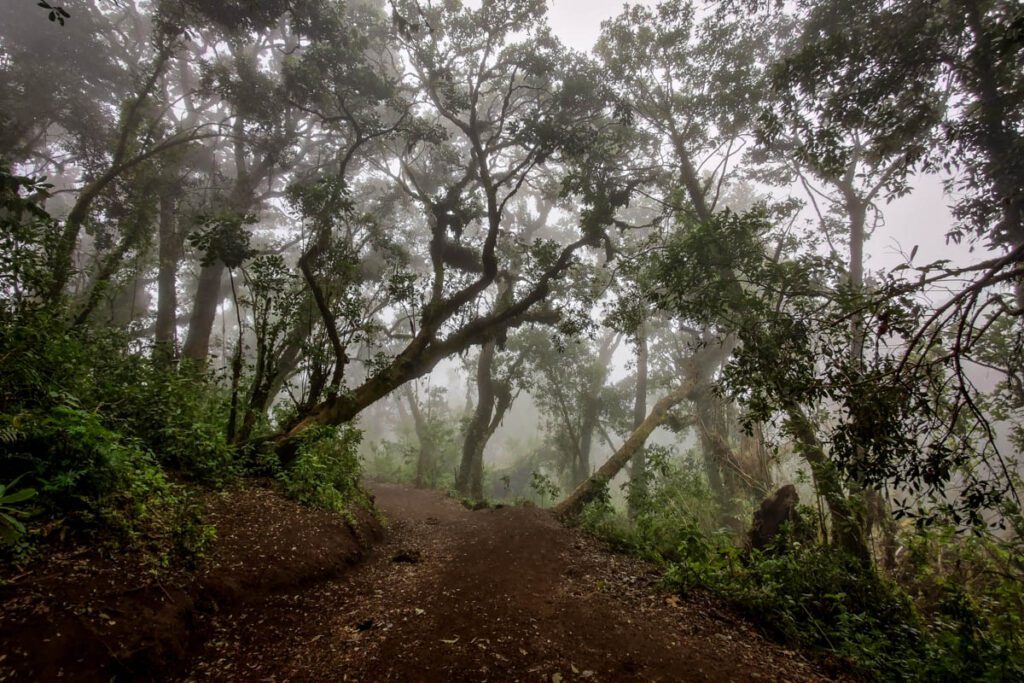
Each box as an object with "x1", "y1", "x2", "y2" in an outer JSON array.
[
  {"x1": 0, "y1": 487, "x2": 37, "y2": 504},
  {"x1": 0, "y1": 511, "x2": 26, "y2": 535}
]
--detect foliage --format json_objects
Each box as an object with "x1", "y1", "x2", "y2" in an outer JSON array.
[
  {"x1": 579, "y1": 459, "x2": 1024, "y2": 681},
  {"x1": 645, "y1": 205, "x2": 1012, "y2": 525},
  {"x1": 0, "y1": 474, "x2": 36, "y2": 545},
  {"x1": 528, "y1": 470, "x2": 561, "y2": 507},
  {"x1": 0, "y1": 172, "x2": 61, "y2": 311},
  {"x1": 361, "y1": 438, "x2": 413, "y2": 484},
  {"x1": 278, "y1": 424, "x2": 368, "y2": 512},
  {"x1": 577, "y1": 453, "x2": 727, "y2": 560},
  {"x1": 0, "y1": 301, "x2": 231, "y2": 560},
  {"x1": 0, "y1": 2, "x2": 1022, "y2": 676}
]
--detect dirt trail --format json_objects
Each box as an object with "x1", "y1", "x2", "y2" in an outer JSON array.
[{"x1": 184, "y1": 483, "x2": 836, "y2": 682}]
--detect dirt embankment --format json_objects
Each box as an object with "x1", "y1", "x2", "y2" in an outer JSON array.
[
  {"x1": 0, "y1": 481, "x2": 381, "y2": 682},
  {"x1": 3, "y1": 482, "x2": 848, "y2": 682}
]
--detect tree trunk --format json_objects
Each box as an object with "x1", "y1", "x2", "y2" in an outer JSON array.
[
  {"x1": 154, "y1": 190, "x2": 180, "y2": 366},
  {"x1": 554, "y1": 381, "x2": 693, "y2": 520},
  {"x1": 235, "y1": 294, "x2": 321, "y2": 447},
  {"x1": 576, "y1": 399, "x2": 599, "y2": 484},
  {"x1": 693, "y1": 386, "x2": 750, "y2": 531},
  {"x1": 224, "y1": 271, "x2": 244, "y2": 443},
  {"x1": 843, "y1": 175, "x2": 888, "y2": 561},
  {"x1": 181, "y1": 261, "x2": 226, "y2": 362},
  {"x1": 847, "y1": 196, "x2": 867, "y2": 367},
  {"x1": 457, "y1": 340, "x2": 497, "y2": 499},
  {"x1": 46, "y1": 51, "x2": 175, "y2": 303},
  {"x1": 456, "y1": 275, "x2": 521, "y2": 498},
  {"x1": 784, "y1": 405, "x2": 870, "y2": 562},
  {"x1": 181, "y1": 129, "x2": 275, "y2": 364},
  {"x1": 404, "y1": 385, "x2": 430, "y2": 489},
  {"x1": 576, "y1": 331, "x2": 619, "y2": 485},
  {"x1": 627, "y1": 324, "x2": 649, "y2": 517}
]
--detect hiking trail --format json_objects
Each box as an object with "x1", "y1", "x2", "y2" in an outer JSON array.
[{"x1": 183, "y1": 483, "x2": 834, "y2": 682}]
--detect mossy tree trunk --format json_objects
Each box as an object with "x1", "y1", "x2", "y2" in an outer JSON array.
[{"x1": 554, "y1": 381, "x2": 694, "y2": 520}]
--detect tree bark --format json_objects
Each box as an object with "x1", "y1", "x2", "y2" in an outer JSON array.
[
  {"x1": 627, "y1": 324, "x2": 649, "y2": 517},
  {"x1": 457, "y1": 340, "x2": 500, "y2": 499},
  {"x1": 181, "y1": 261, "x2": 226, "y2": 362},
  {"x1": 154, "y1": 190, "x2": 180, "y2": 365},
  {"x1": 70, "y1": 223, "x2": 141, "y2": 327},
  {"x1": 404, "y1": 385, "x2": 431, "y2": 489},
  {"x1": 693, "y1": 385, "x2": 732, "y2": 512},
  {"x1": 576, "y1": 331, "x2": 619, "y2": 484},
  {"x1": 554, "y1": 381, "x2": 694, "y2": 520}
]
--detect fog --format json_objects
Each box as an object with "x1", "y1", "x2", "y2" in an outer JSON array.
[{"x1": 3, "y1": 1, "x2": 1023, "y2": 677}]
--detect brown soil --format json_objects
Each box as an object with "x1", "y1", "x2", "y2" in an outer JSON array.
[
  {"x1": 0, "y1": 480, "x2": 380, "y2": 682},
  {"x1": 182, "y1": 483, "x2": 842, "y2": 682}
]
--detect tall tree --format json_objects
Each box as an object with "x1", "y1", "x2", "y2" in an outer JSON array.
[{"x1": 273, "y1": 0, "x2": 632, "y2": 452}]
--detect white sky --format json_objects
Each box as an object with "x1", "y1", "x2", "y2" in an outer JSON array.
[{"x1": 546, "y1": 0, "x2": 641, "y2": 51}]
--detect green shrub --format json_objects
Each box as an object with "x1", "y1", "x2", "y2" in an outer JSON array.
[
  {"x1": 111, "y1": 368, "x2": 237, "y2": 486},
  {"x1": 717, "y1": 545, "x2": 922, "y2": 677},
  {"x1": 576, "y1": 462, "x2": 1024, "y2": 681},
  {"x1": 278, "y1": 424, "x2": 368, "y2": 512},
  {"x1": 578, "y1": 457, "x2": 726, "y2": 562},
  {"x1": 0, "y1": 311, "x2": 228, "y2": 559},
  {"x1": 528, "y1": 470, "x2": 561, "y2": 507},
  {"x1": 899, "y1": 521, "x2": 1024, "y2": 681},
  {"x1": 0, "y1": 474, "x2": 36, "y2": 545},
  {"x1": 362, "y1": 438, "x2": 417, "y2": 484}
]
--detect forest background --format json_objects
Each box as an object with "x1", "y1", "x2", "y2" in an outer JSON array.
[{"x1": 1, "y1": 0, "x2": 1023, "y2": 679}]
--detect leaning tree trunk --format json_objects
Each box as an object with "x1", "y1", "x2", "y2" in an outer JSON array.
[
  {"x1": 554, "y1": 381, "x2": 693, "y2": 520},
  {"x1": 785, "y1": 405, "x2": 870, "y2": 562}
]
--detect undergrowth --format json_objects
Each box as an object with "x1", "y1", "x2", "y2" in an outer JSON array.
[
  {"x1": 275, "y1": 424, "x2": 371, "y2": 513},
  {"x1": 576, "y1": 464, "x2": 1024, "y2": 682},
  {"x1": 0, "y1": 312, "x2": 232, "y2": 561}
]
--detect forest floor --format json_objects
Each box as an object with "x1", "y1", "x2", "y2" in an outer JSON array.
[{"x1": 183, "y1": 482, "x2": 841, "y2": 682}]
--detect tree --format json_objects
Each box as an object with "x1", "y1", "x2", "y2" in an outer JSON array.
[
  {"x1": 754, "y1": 0, "x2": 1024, "y2": 526},
  {"x1": 559, "y1": 0, "x2": 779, "y2": 526},
  {"x1": 554, "y1": 380, "x2": 696, "y2": 519},
  {"x1": 272, "y1": 0, "x2": 632, "y2": 453},
  {"x1": 526, "y1": 328, "x2": 621, "y2": 488}
]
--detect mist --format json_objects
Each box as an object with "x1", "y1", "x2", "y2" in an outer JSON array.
[{"x1": 2, "y1": 0, "x2": 1022, "y2": 679}]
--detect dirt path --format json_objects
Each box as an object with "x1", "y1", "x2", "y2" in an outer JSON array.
[{"x1": 183, "y1": 483, "x2": 836, "y2": 682}]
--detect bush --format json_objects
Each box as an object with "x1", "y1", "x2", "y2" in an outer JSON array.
[
  {"x1": 278, "y1": 424, "x2": 368, "y2": 512},
  {"x1": 578, "y1": 456, "x2": 725, "y2": 561},
  {"x1": 361, "y1": 438, "x2": 417, "y2": 484},
  {"x1": 108, "y1": 365, "x2": 237, "y2": 486},
  {"x1": 0, "y1": 404, "x2": 215, "y2": 561},
  {"x1": 898, "y1": 521, "x2": 1024, "y2": 681},
  {"x1": 0, "y1": 311, "x2": 228, "y2": 558},
  {"x1": 576, "y1": 460, "x2": 1024, "y2": 681},
  {"x1": 716, "y1": 545, "x2": 922, "y2": 677}
]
